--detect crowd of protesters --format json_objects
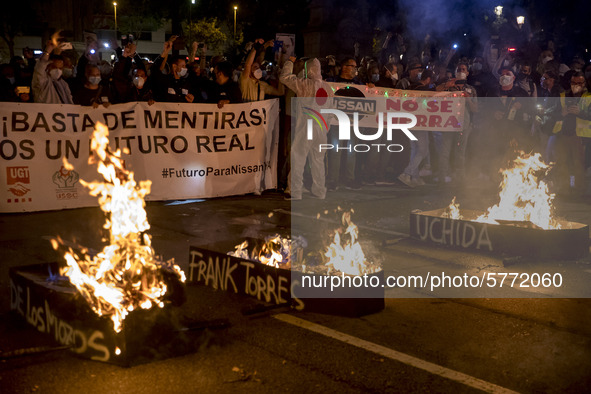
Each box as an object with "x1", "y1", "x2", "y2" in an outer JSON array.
[{"x1": 1, "y1": 30, "x2": 590, "y2": 201}]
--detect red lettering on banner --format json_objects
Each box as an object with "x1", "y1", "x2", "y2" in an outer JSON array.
[
  {"x1": 7, "y1": 167, "x2": 30, "y2": 184},
  {"x1": 428, "y1": 116, "x2": 442, "y2": 127},
  {"x1": 426, "y1": 101, "x2": 439, "y2": 113},
  {"x1": 444, "y1": 116, "x2": 461, "y2": 128}
]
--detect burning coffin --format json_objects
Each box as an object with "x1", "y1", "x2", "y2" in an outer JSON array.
[
  {"x1": 187, "y1": 237, "x2": 385, "y2": 317},
  {"x1": 410, "y1": 153, "x2": 589, "y2": 260},
  {"x1": 8, "y1": 262, "x2": 201, "y2": 367},
  {"x1": 410, "y1": 208, "x2": 589, "y2": 260},
  {"x1": 9, "y1": 122, "x2": 209, "y2": 366}
]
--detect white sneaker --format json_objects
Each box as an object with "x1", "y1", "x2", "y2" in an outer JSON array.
[{"x1": 397, "y1": 173, "x2": 415, "y2": 187}]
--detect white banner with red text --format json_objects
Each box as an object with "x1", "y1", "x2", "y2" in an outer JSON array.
[
  {"x1": 0, "y1": 100, "x2": 279, "y2": 213},
  {"x1": 322, "y1": 82, "x2": 466, "y2": 131}
]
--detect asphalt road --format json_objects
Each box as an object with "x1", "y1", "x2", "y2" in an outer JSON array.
[{"x1": 1, "y1": 180, "x2": 590, "y2": 393}]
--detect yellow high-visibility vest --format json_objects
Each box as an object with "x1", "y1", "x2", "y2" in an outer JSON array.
[{"x1": 552, "y1": 92, "x2": 591, "y2": 137}]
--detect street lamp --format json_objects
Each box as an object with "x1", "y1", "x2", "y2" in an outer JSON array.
[
  {"x1": 233, "y1": 6, "x2": 237, "y2": 39},
  {"x1": 516, "y1": 16, "x2": 525, "y2": 29},
  {"x1": 189, "y1": 0, "x2": 195, "y2": 49},
  {"x1": 494, "y1": 5, "x2": 503, "y2": 18},
  {"x1": 113, "y1": 2, "x2": 118, "y2": 33}
]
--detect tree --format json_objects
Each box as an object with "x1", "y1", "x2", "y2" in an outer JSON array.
[{"x1": 183, "y1": 18, "x2": 229, "y2": 53}]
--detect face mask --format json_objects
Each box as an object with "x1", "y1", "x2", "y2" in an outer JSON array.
[
  {"x1": 571, "y1": 85, "x2": 583, "y2": 94},
  {"x1": 62, "y1": 68, "x2": 73, "y2": 78},
  {"x1": 133, "y1": 76, "x2": 145, "y2": 89},
  {"x1": 7, "y1": 77, "x2": 15, "y2": 84},
  {"x1": 253, "y1": 69, "x2": 263, "y2": 79},
  {"x1": 88, "y1": 76, "x2": 101, "y2": 85},
  {"x1": 49, "y1": 68, "x2": 62, "y2": 80},
  {"x1": 417, "y1": 72, "x2": 422, "y2": 80},
  {"x1": 371, "y1": 74, "x2": 380, "y2": 83},
  {"x1": 542, "y1": 56, "x2": 553, "y2": 64},
  {"x1": 472, "y1": 62, "x2": 482, "y2": 71},
  {"x1": 456, "y1": 72, "x2": 467, "y2": 80},
  {"x1": 178, "y1": 67, "x2": 187, "y2": 77},
  {"x1": 500, "y1": 75, "x2": 513, "y2": 87},
  {"x1": 391, "y1": 73, "x2": 398, "y2": 81}
]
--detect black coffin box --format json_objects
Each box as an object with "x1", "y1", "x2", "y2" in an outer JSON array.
[
  {"x1": 187, "y1": 241, "x2": 385, "y2": 317},
  {"x1": 410, "y1": 209, "x2": 589, "y2": 260},
  {"x1": 9, "y1": 262, "x2": 204, "y2": 367}
]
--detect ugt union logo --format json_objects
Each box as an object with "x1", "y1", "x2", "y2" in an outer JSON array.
[{"x1": 6, "y1": 166, "x2": 31, "y2": 202}]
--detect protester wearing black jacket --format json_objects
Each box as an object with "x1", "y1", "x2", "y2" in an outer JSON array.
[
  {"x1": 209, "y1": 61, "x2": 242, "y2": 108},
  {"x1": 151, "y1": 39, "x2": 194, "y2": 103}
]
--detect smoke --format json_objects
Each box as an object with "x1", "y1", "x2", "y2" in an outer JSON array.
[
  {"x1": 398, "y1": 0, "x2": 459, "y2": 38},
  {"x1": 397, "y1": 0, "x2": 500, "y2": 51}
]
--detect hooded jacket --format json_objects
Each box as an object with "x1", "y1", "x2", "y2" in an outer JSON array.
[
  {"x1": 279, "y1": 59, "x2": 329, "y2": 98},
  {"x1": 278, "y1": 58, "x2": 333, "y2": 199}
]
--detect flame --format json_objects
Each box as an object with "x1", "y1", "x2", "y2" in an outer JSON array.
[
  {"x1": 257, "y1": 235, "x2": 290, "y2": 268},
  {"x1": 228, "y1": 234, "x2": 304, "y2": 269},
  {"x1": 227, "y1": 212, "x2": 378, "y2": 276},
  {"x1": 442, "y1": 197, "x2": 462, "y2": 220},
  {"x1": 476, "y1": 152, "x2": 560, "y2": 230},
  {"x1": 229, "y1": 240, "x2": 250, "y2": 260},
  {"x1": 324, "y1": 211, "x2": 376, "y2": 276},
  {"x1": 53, "y1": 122, "x2": 185, "y2": 333}
]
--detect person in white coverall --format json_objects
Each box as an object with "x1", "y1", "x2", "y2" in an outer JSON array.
[{"x1": 279, "y1": 58, "x2": 333, "y2": 200}]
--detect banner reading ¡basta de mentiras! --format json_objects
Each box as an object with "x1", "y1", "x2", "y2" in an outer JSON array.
[{"x1": 0, "y1": 99, "x2": 279, "y2": 213}]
